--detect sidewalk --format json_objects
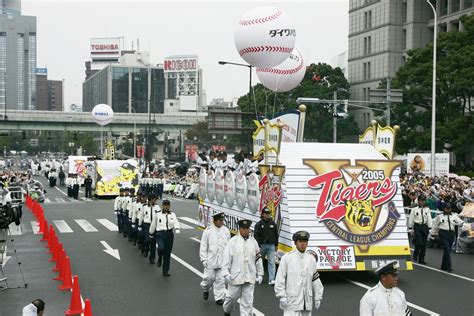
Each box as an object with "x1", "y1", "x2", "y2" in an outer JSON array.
[{"x1": 1, "y1": 209, "x2": 70, "y2": 315}]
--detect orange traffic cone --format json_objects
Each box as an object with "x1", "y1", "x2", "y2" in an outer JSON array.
[
  {"x1": 47, "y1": 227, "x2": 56, "y2": 252},
  {"x1": 53, "y1": 247, "x2": 65, "y2": 274},
  {"x1": 40, "y1": 220, "x2": 49, "y2": 242},
  {"x1": 58, "y1": 256, "x2": 73, "y2": 291},
  {"x1": 83, "y1": 299, "x2": 92, "y2": 316},
  {"x1": 65, "y1": 275, "x2": 84, "y2": 315},
  {"x1": 49, "y1": 236, "x2": 59, "y2": 261}
]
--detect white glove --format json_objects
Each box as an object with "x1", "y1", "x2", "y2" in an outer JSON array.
[
  {"x1": 256, "y1": 275, "x2": 263, "y2": 284},
  {"x1": 314, "y1": 300, "x2": 321, "y2": 310},
  {"x1": 175, "y1": 229, "x2": 180, "y2": 234},
  {"x1": 138, "y1": 227, "x2": 142, "y2": 232},
  {"x1": 279, "y1": 297, "x2": 288, "y2": 310},
  {"x1": 202, "y1": 261, "x2": 208, "y2": 268},
  {"x1": 132, "y1": 224, "x2": 136, "y2": 229},
  {"x1": 224, "y1": 274, "x2": 234, "y2": 284}
]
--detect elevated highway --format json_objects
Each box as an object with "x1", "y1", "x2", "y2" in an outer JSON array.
[{"x1": 0, "y1": 110, "x2": 207, "y2": 134}]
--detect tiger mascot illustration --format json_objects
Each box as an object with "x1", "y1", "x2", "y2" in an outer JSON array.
[{"x1": 344, "y1": 199, "x2": 375, "y2": 231}]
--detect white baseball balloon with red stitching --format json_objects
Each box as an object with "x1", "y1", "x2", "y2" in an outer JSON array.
[
  {"x1": 235, "y1": 6, "x2": 296, "y2": 68},
  {"x1": 256, "y1": 46, "x2": 305, "y2": 92}
]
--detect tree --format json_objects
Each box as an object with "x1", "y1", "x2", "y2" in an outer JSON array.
[
  {"x1": 237, "y1": 63, "x2": 359, "y2": 143},
  {"x1": 389, "y1": 14, "x2": 474, "y2": 168}
]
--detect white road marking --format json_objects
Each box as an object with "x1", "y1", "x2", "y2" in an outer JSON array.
[
  {"x1": 54, "y1": 186, "x2": 68, "y2": 197},
  {"x1": 56, "y1": 198, "x2": 65, "y2": 203},
  {"x1": 44, "y1": 198, "x2": 52, "y2": 203},
  {"x1": 75, "y1": 219, "x2": 98, "y2": 232},
  {"x1": 97, "y1": 219, "x2": 118, "y2": 231},
  {"x1": 8, "y1": 222, "x2": 22, "y2": 236},
  {"x1": 178, "y1": 216, "x2": 201, "y2": 226},
  {"x1": 53, "y1": 220, "x2": 73, "y2": 233},
  {"x1": 100, "y1": 241, "x2": 121, "y2": 260},
  {"x1": 345, "y1": 279, "x2": 440, "y2": 315},
  {"x1": 413, "y1": 262, "x2": 474, "y2": 282},
  {"x1": 180, "y1": 223, "x2": 193, "y2": 230},
  {"x1": 190, "y1": 237, "x2": 201, "y2": 243},
  {"x1": 68, "y1": 198, "x2": 80, "y2": 203},
  {"x1": 30, "y1": 221, "x2": 40, "y2": 234},
  {"x1": 172, "y1": 249, "x2": 264, "y2": 316}
]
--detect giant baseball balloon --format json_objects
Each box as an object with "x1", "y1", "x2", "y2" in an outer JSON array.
[
  {"x1": 256, "y1": 46, "x2": 305, "y2": 92},
  {"x1": 92, "y1": 104, "x2": 114, "y2": 126},
  {"x1": 235, "y1": 6, "x2": 296, "y2": 68}
]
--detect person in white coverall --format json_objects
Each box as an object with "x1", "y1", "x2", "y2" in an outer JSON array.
[
  {"x1": 200, "y1": 212, "x2": 231, "y2": 305},
  {"x1": 359, "y1": 260, "x2": 412, "y2": 316},
  {"x1": 222, "y1": 219, "x2": 264, "y2": 316},
  {"x1": 274, "y1": 231, "x2": 324, "y2": 316}
]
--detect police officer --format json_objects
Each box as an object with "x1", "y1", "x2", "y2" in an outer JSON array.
[
  {"x1": 157, "y1": 176, "x2": 164, "y2": 200},
  {"x1": 222, "y1": 219, "x2": 264, "y2": 316},
  {"x1": 127, "y1": 188, "x2": 137, "y2": 242},
  {"x1": 130, "y1": 192, "x2": 143, "y2": 247},
  {"x1": 114, "y1": 188, "x2": 125, "y2": 234},
  {"x1": 274, "y1": 231, "x2": 324, "y2": 316},
  {"x1": 135, "y1": 193, "x2": 148, "y2": 249},
  {"x1": 408, "y1": 195, "x2": 432, "y2": 264},
  {"x1": 432, "y1": 202, "x2": 466, "y2": 272},
  {"x1": 84, "y1": 175, "x2": 93, "y2": 199},
  {"x1": 254, "y1": 207, "x2": 279, "y2": 285},
  {"x1": 138, "y1": 194, "x2": 158, "y2": 258},
  {"x1": 72, "y1": 174, "x2": 80, "y2": 200},
  {"x1": 66, "y1": 174, "x2": 73, "y2": 198},
  {"x1": 359, "y1": 260, "x2": 412, "y2": 316},
  {"x1": 121, "y1": 188, "x2": 131, "y2": 238},
  {"x1": 199, "y1": 212, "x2": 231, "y2": 305},
  {"x1": 150, "y1": 199, "x2": 180, "y2": 276}
]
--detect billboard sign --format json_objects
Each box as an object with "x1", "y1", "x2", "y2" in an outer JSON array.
[
  {"x1": 407, "y1": 153, "x2": 450, "y2": 176},
  {"x1": 36, "y1": 68, "x2": 48, "y2": 76},
  {"x1": 90, "y1": 37, "x2": 121, "y2": 61},
  {"x1": 164, "y1": 55, "x2": 198, "y2": 73}
]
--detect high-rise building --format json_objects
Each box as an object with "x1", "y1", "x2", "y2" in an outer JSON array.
[
  {"x1": 0, "y1": 0, "x2": 37, "y2": 111},
  {"x1": 36, "y1": 68, "x2": 63, "y2": 111},
  {"x1": 348, "y1": 0, "x2": 473, "y2": 129}
]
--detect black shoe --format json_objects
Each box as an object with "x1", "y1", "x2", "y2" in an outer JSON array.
[
  {"x1": 224, "y1": 313, "x2": 231, "y2": 316},
  {"x1": 203, "y1": 292, "x2": 209, "y2": 300},
  {"x1": 149, "y1": 259, "x2": 155, "y2": 264},
  {"x1": 143, "y1": 250, "x2": 149, "y2": 257},
  {"x1": 163, "y1": 273, "x2": 171, "y2": 277},
  {"x1": 123, "y1": 234, "x2": 128, "y2": 238},
  {"x1": 157, "y1": 258, "x2": 162, "y2": 268},
  {"x1": 216, "y1": 299, "x2": 224, "y2": 306},
  {"x1": 419, "y1": 260, "x2": 427, "y2": 264},
  {"x1": 133, "y1": 241, "x2": 137, "y2": 246}
]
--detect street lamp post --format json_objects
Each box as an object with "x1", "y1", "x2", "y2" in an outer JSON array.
[
  {"x1": 426, "y1": 0, "x2": 437, "y2": 177},
  {"x1": 218, "y1": 61, "x2": 254, "y2": 117}
]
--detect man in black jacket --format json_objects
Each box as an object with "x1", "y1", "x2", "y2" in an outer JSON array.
[
  {"x1": 84, "y1": 175, "x2": 93, "y2": 199},
  {"x1": 254, "y1": 207, "x2": 279, "y2": 285}
]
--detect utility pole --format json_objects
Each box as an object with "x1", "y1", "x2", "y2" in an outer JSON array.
[
  {"x1": 333, "y1": 91, "x2": 337, "y2": 143},
  {"x1": 386, "y1": 77, "x2": 391, "y2": 126}
]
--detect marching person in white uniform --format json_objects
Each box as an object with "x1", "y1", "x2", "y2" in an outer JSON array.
[
  {"x1": 408, "y1": 194, "x2": 432, "y2": 264},
  {"x1": 274, "y1": 231, "x2": 324, "y2": 316},
  {"x1": 222, "y1": 219, "x2": 264, "y2": 316},
  {"x1": 199, "y1": 212, "x2": 231, "y2": 305},
  {"x1": 359, "y1": 260, "x2": 412, "y2": 316}
]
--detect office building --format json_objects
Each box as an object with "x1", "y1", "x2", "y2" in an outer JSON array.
[
  {"x1": 82, "y1": 56, "x2": 165, "y2": 114},
  {"x1": 0, "y1": 0, "x2": 37, "y2": 111},
  {"x1": 36, "y1": 68, "x2": 63, "y2": 111},
  {"x1": 348, "y1": 0, "x2": 473, "y2": 129}
]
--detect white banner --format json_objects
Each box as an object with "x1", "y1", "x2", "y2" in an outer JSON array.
[
  {"x1": 374, "y1": 125, "x2": 396, "y2": 159},
  {"x1": 407, "y1": 153, "x2": 450, "y2": 176},
  {"x1": 267, "y1": 109, "x2": 300, "y2": 143}
]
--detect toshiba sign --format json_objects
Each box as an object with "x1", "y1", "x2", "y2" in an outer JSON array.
[
  {"x1": 164, "y1": 56, "x2": 198, "y2": 73},
  {"x1": 90, "y1": 38, "x2": 121, "y2": 61}
]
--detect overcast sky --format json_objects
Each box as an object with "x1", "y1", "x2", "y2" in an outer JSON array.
[{"x1": 22, "y1": 0, "x2": 348, "y2": 107}]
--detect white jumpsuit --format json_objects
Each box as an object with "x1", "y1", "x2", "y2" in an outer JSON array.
[
  {"x1": 199, "y1": 223, "x2": 231, "y2": 301},
  {"x1": 222, "y1": 234, "x2": 264, "y2": 316},
  {"x1": 274, "y1": 250, "x2": 324, "y2": 316}
]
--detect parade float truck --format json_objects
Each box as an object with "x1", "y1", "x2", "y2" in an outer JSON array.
[
  {"x1": 94, "y1": 159, "x2": 139, "y2": 197},
  {"x1": 197, "y1": 112, "x2": 413, "y2": 272}
]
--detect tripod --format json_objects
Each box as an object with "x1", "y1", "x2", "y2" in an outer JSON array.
[{"x1": 0, "y1": 227, "x2": 28, "y2": 290}]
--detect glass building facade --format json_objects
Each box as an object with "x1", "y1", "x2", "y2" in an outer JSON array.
[
  {"x1": 0, "y1": 33, "x2": 6, "y2": 109},
  {"x1": 83, "y1": 65, "x2": 165, "y2": 114},
  {"x1": 28, "y1": 32, "x2": 36, "y2": 110},
  {"x1": 17, "y1": 33, "x2": 24, "y2": 109}
]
